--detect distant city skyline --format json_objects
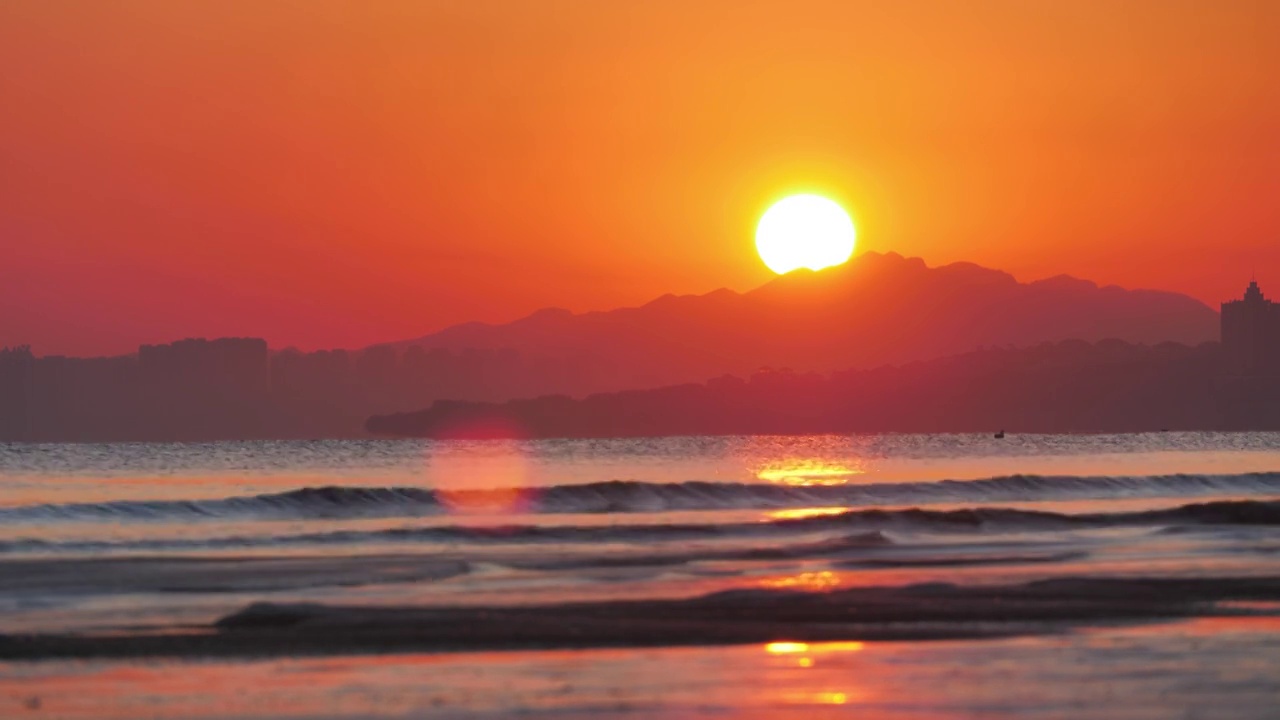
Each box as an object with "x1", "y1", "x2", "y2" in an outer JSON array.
[
  {"x1": 1221, "y1": 280, "x2": 1280, "y2": 376},
  {"x1": 2, "y1": 264, "x2": 1275, "y2": 442}
]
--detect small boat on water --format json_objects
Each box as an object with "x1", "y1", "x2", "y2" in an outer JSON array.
[{"x1": 994, "y1": 430, "x2": 1006, "y2": 439}]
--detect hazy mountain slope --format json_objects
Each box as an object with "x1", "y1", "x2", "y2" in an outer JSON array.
[{"x1": 380, "y1": 252, "x2": 1219, "y2": 391}]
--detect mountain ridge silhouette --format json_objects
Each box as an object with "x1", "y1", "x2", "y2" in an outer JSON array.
[
  {"x1": 368, "y1": 338, "x2": 1275, "y2": 438},
  {"x1": 375, "y1": 252, "x2": 1216, "y2": 390}
]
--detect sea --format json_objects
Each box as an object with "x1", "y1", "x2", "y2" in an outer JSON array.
[{"x1": 2, "y1": 432, "x2": 1279, "y2": 719}]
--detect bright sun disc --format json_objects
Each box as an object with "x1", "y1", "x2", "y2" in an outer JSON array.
[{"x1": 755, "y1": 195, "x2": 856, "y2": 274}]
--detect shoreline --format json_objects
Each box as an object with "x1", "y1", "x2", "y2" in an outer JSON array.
[{"x1": 5, "y1": 575, "x2": 1279, "y2": 661}]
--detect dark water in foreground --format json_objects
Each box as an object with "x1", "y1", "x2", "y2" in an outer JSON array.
[{"x1": 2, "y1": 433, "x2": 1279, "y2": 717}]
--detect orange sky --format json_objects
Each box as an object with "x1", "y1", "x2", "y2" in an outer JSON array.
[{"x1": 2, "y1": 0, "x2": 1278, "y2": 356}]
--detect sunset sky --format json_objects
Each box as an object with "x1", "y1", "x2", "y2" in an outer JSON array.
[{"x1": 2, "y1": 0, "x2": 1277, "y2": 357}]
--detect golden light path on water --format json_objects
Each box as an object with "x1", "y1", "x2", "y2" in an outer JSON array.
[
  {"x1": 764, "y1": 641, "x2": 868, "y2": 706},
  {"x1": 760, "y1": 571, "x2": 842, "y2": 591},
  {"x1": 767, "y1": 507, "x2": 851, "y2": 521},
  {"x1": 755, "y1": 460, "x2": 865, "y2": 486},
  {"x1": 420, "y1": 441, "x2": 873, "y2": 518}
]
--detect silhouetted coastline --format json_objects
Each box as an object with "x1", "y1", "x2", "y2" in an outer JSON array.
[
  {"x1": 366, "y1": 339, "x2": 1279, "y2": 438},
  {"x1": 2, "y1": 266, "x2": 1276, "y2": 442}
]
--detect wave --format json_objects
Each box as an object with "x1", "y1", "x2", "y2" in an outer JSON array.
[
  {"x1": 3, "y1": 499, "x2": 1278, "y2": 555},
  {"x1": 4, "y1": 471, "x2": 1280, "y2": 523},
  {"x1": 13, "y1": 574, "x2": 1280, "y2": 659}
]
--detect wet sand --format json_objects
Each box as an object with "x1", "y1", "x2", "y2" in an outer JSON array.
[
  {"x1": 12, "y1": 619, "x2": 1280, "y2": 720},
  {"x1": 5, "y1": 575, "x2": 1279, "y2": 661}
]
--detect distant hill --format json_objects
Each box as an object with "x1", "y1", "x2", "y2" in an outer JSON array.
[
  {"x1": 0, "y1": 253, "x2": 1223, "y2": 443},
  {"x1": 366, "y1": 340, "x2": 1280, "y2": 438},
  {"x1": 380, "y1": 252, "x2": 1219, "y2": 392}
]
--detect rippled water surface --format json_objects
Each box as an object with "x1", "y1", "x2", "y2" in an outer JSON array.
[
  {"x1": 2, "y1": 433, "x2": 1279, "y2": 718},
  {"x1": 3, "y1": 432, "x2": 1279, "y2": 505}
]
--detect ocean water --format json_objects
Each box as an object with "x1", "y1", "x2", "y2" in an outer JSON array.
[{"x1": 2, "y1": 432, "x2": 1280, "y2": 718}]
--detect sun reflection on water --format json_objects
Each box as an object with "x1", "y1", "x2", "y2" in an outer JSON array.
[
  {"x1": 764, "y1": 641, "x2": 866, "y2": 656},
  {"x1": 817, "y1": 642, "x2": 865, "y2": 653},
  {"x1": 760, "y1": 571, "x2": 841, "y2": 591},
  {"x1": 765, "y1": 642, "x2": 810, "y2": 654},
  {"x1": 764, "y1": 641, "x2": 865, "y2": 704},
  {"x1": 756, "y1": 461, "x2": 864, "y2": 486},
  {"x1": 767, "y1": 507, "x2": 850, "y2": 521}
]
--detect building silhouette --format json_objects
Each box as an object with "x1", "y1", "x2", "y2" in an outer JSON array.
[
  {"x1": 0, "y1": 346, "x2": 34, "y2": 440},
  {"x1": 1221, "y1": 280, "x2": 1280, "y2": 376},
  {"x1": 140, "y1": 337, "x2": 270, "y2": 393},
  {"x1": 6, "y1": 276, "x2": 1280, "y2": 441},
  {"x1": 0, "y1": 336, "x2": 563, "y2": 441}
]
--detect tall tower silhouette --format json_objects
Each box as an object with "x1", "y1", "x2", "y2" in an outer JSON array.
[{"x1": 1221, "y1": 280, "x2": 1280, "y2": 375}]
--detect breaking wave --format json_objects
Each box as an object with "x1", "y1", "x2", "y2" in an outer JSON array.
[
  {"x1": 2, "y1": 499, "x2": 1278, "y2": 555},
  {"x1": 4, "y1": 471, "x2": 1279, "y2": 523}
]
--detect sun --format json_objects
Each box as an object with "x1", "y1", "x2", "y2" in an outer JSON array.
[{"x1": 755, "y1": 195, "x2": 857, "y2": 274}]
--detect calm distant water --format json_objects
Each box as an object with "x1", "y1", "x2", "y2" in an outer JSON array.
[
  {"x1": 3, "y1": 432, "x2": 1280, "y2": 504},
  {"x1": 2, "y1": 432, "x2": 1279, "y2": 718}
]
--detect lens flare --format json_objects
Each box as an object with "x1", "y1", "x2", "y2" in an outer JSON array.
[{"x1": 426, "y1": 440, "x2": 536, "y2": 517}]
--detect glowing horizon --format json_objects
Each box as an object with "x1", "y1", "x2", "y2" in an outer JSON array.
[{"x1": 2, "y1": 1, "x2": 1277, "y2": 355}]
